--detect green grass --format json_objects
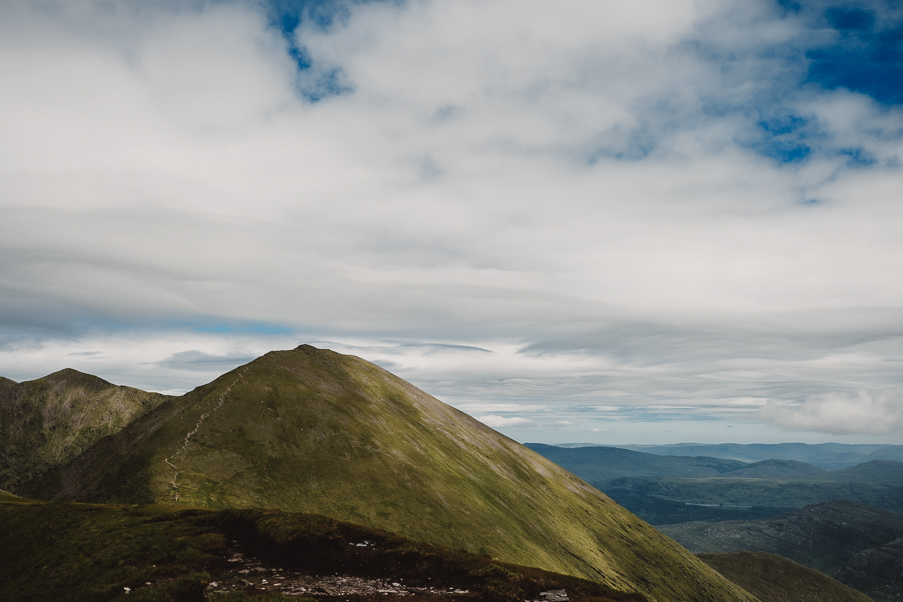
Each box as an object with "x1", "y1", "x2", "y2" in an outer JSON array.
[
  {"x1": 0, "y1": 498, "x2": 645, "y2": 602},
  {"x1": 0, "y1": 368, "x2": 168, "y2": 492},
  {"x1": 21, "y1": 346, "x2": 760, "y2": 602},
  {"x1": 697, "y1": 552, "x2": 874, "y2": 602}
]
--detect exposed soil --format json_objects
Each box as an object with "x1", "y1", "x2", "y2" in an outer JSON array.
[{"x1": 184, "y1": 540, "x2": 569, "y2": 602}]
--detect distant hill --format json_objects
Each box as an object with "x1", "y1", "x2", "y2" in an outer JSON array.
[
  {"x1": 822, "y1": 461, "x2": 903, "y2": 486},
  {"x1": 0, "y1": 368, "x2": 169, "y2": 491},
  {"x1": 720, "y1": 459, "x2": 826, "y2": 479},
  {"x1": 528, "y1": 445, "x2": 903, "y2": 524},
  {"x1": 698, "y1": 551, "x2": 874, "y2": 602},
  {"x1": 17, "y1": 346, "x2": 756, "y2": 602},
  {"x1": 524, "y1": 443, "x2": 747, "y2": 481},
  {"x1": 870, "y1": 446, "x2": 903, "y2": 463},
  {"x1": 618, "y1": 443, "x2": 901, "y2": 470},
  {"x1": 660, "y1": 500, "x2": 903, "y2": 602}
]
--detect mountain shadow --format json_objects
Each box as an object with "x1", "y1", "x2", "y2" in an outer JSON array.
[
  {"x1": 697, "y1": 551, "x2": 874, "y2": 602},
  {"x1": 661, "y1": 500, "x2": 903, "y2": 602}
]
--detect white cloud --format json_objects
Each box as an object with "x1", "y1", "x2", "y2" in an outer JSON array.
[
  {"x1": 759, "y1": 389, "x2": 903, "y2": 436},
  {"x1": 474, "y1": 415, "x2": 537, "y2": 428},
  {"x1": 0, "y1": 0, "x2": 902, "y2": 442}
]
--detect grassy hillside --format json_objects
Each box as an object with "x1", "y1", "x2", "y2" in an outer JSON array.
[
  {"x1": 0, "y1": 497, "x2": 645, "y2": 602},
  {"x1": 0, "y1": 368, "x2": 169, "y2": 492},
  {"x1": 20, "y1": 346, "x2": 758, "y2": 602},
  {"x1": 697, "y1": 552, "x2": 874, "y2": 602},
  {"x1": 660, "y1": 501, "x2": 903, "y2": 602}
]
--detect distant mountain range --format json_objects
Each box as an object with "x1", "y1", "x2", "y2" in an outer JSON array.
[
  {"x1": 2, "y1": 346, "x2": 757, "y2": 602},
  {"x1": 611, "y1": 443, "x2": 903, "y2": 470},
  {"x1": 527, "y1": 443, "x2": 903, "y2": 524}
]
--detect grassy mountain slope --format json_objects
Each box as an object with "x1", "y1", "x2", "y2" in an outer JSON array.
[
  {"x1": 0, "y1": 376, "x2": 16, "y2": 393},
  {"x1": 21, "y1": 346, "x2": 758, "y2": 602},
  {"x1": 0, "y1": 497, "x2": 645, "y2": 602},
  {"x1": 0, "y1": 368, "x2": 169, "y2": 492},
  {"x1": 660, "y1": 501, "x2": 903, "y2": 602},
  {"x1": 697, "y1": 552, "x2": 874, "y2": 602}
]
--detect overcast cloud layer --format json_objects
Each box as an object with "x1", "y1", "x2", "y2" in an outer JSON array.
[{"x1": 2, "y1": 0, "x2": 903, "y2": 444}]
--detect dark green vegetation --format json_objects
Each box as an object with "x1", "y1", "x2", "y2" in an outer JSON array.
[
  {"x1": 0, "y1": 497, "x2": 645, "y2": 602},
  {"x1": 617, "y1": 444, "x2": 903, "y2": 471},
  {"x1": 0, "y1": 368, "x2": 168, "y2": 491},
  {"x1": 697, "y1": 552, "x2": 874, "y2": 602},
  {"x1": 526, "y1": 445, "x2": 903, "y2": 524},
  {"x1": 660, "y1": 501, "x2": 903, "y2": 602},
  {"x1": 12, "y1": 346, "x2": 758, "y2": 602}
]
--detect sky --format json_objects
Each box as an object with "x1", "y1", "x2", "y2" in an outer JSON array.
[{"x1": 2, "y1": 0, "x2": 903, "y2": 446}]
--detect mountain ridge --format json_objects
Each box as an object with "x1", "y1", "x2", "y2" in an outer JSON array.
[
  {"x1": 18, "y1": 345, "x2": 758, "y2": 602},
  {"x1": 0, "y1": 367, "x2": 169, "y2": 492}
]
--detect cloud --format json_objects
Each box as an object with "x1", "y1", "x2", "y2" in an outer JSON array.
[
  {"x1": 474, "y1": 415, "x2": 537, "y2": 428},
  {"x1": 156, "y1": 350, "x2": 257, "y2": 371},
  {"x1": 0, "y1": 0, "x2": 902, "y2": 442},
  {"x1": 759, "y1": 389, "x2": 903, "y2": 435}
]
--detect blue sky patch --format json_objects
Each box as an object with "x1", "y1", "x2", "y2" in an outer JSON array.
[
  {"x1": 190, "y1": 321, "x2": 292, "y2": 335},
  {"x1": 262, "y1": 0, "x2": 386, "y2": 101},
  {"x1": 741, "y1": 112, "x2": 819, "y2": 164},
  {"x1": 804, "y1": 6, "x2": 903, "y2": 104}
]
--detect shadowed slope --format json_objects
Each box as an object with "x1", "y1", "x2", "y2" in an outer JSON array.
[
  {"x1": 661, "y1": 501, "x2": 903, "y2": 601},
  {"x1": 0, "y1": 368, "x2": 168, "y2": 492},
  {"x1": 698, "y1": 552, "x2": 874, "y2": 602},
  {"x1": 0, "y1": 498, "x2": 646, "y2": 602},
  {"x1": 22, "y1": 346, "x2": 757, "y2": 602}
]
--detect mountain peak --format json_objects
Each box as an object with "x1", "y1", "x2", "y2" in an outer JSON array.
[{"x1": 19, "y1": 348, "x2": 757, "y2": 602}]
